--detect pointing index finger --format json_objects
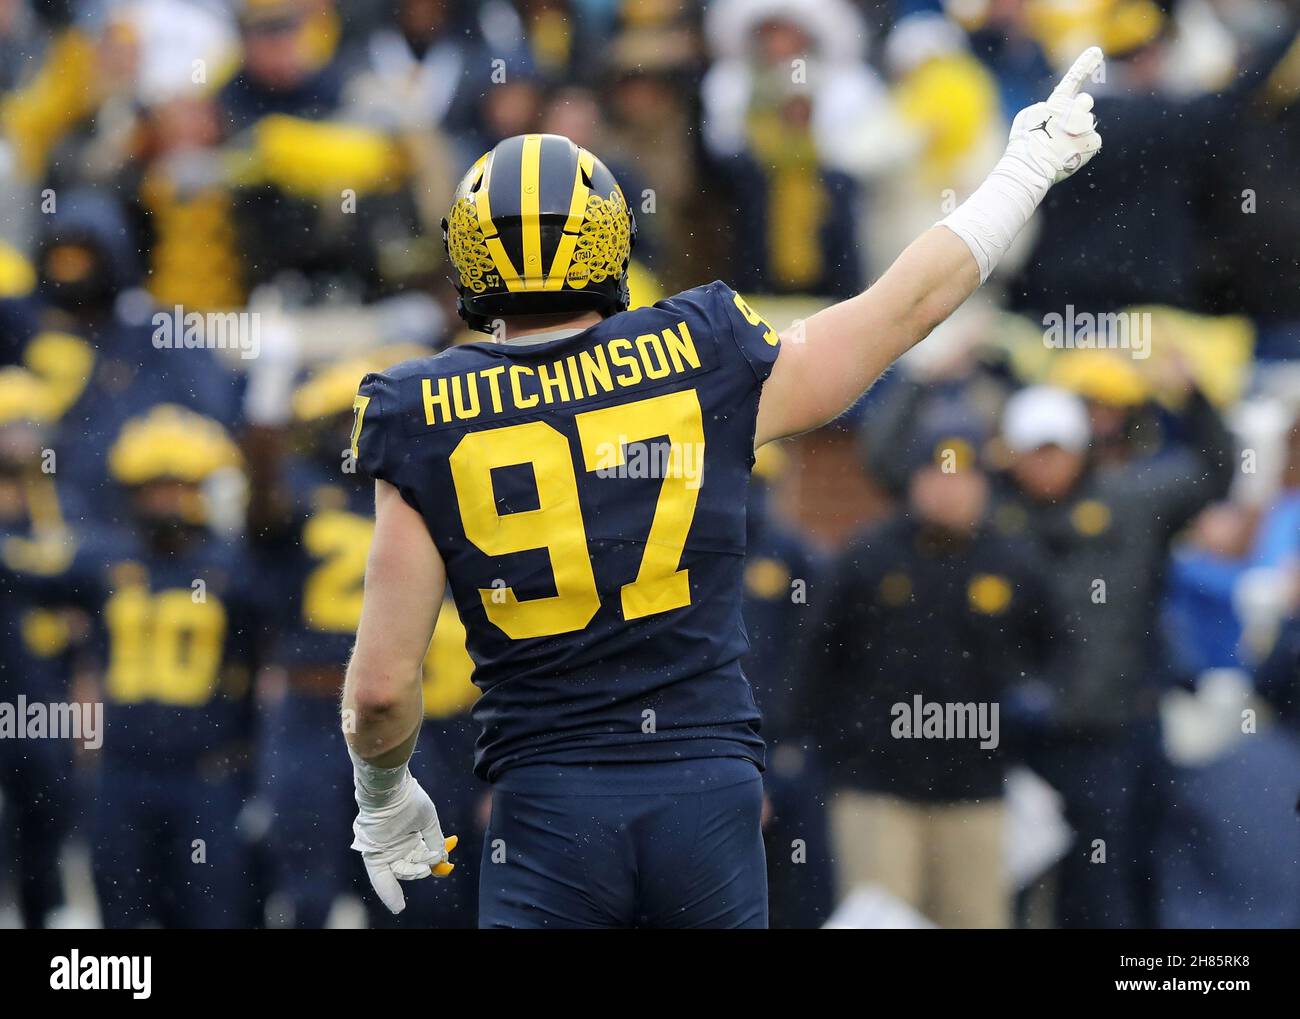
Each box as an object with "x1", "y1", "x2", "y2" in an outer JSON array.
[{"x1": 1050, "y1": 46, "x2": 1104, "y2": 106}]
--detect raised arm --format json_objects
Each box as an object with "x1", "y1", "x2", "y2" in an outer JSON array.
[
  {"x1": 756, "y1": 47, "x2": 1105, "y2": 448},
  {"x1": 341, "y1": 478, "x2": 455, "y2": 913}
]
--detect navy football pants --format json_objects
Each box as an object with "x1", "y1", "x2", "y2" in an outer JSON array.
[
  {"x1": 479, "y1": 757, "x2": 767, "y2": 929},
  {"x1": 0, "y1": 730, "x2": 70, "y2": 926},
  {"x1": 257, "y1": 691, "x2": 356, "y2": 928},
  {"x1": 92, "y1": 761, "x2": 249, "y2": 928}
]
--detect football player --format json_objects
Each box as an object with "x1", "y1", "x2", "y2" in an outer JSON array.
[
  {"x1": 85, "y1": 406, "x2": 258, "y2": 927},
  {"x1": 0, "y1": 369, "x2": 77, "y2": 927},
  {"x1": 341, "y1": 49, "x2": 1106, "y2": 927}
]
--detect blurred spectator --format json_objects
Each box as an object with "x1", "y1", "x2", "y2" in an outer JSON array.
[
  {"x1": 600, "y1": 10, "x2": 705, "y2": 290},
  {"x1": 1199, "y1": 26, "x2": 1300, "y2": 358},
  {"x1": 1047, "y1": 348, "x2": 1153, "y2": 467},
  {"x1": 1163, "y1": 502, "x2": 1255, "y2": 676},
  {"x1": 702, "y1": 0, "x2": 877, "y2": 295},
  {"x1": 540, "y1": 84, "x2": 661, "y2": 272},
  {"x1": 343, "y1": 0, "x2": 530, "y2": 163},
  {"x1": 133, "y1": 92, "x2": 245, "y2": 312},
  {"x1": 471, "y1": 60, "x2": 547, "y2": 152},
  {"x1": 804, "y1": 408, "x2": 1055, "y2": 927},
  {"x1": 994, "y1": 374, "x2": 1234, "y2": 927},
  {"x1": 1, "y1": 17, "x2": 98, "y2": 184},
  {"x1": 741, "y1": 447, "x2": 833, "y2": 929},
  {"x1": 0, "y1": 1, "x2": 50, "y2": 94},
  {"x1": 703, "y1": 0, "x2": 883, "y2": 174},
  {"x1": 961, "y1": 0, "x2": 1056, "y2": 114},
  {"x1": 861, "y1": 348, "x2": 1019, "y2": 498},
  {"x1": 218, "y1": 1, "x2": 344, "y2": 134},
  {"x1": 498, "y1": 0, "x2": 602, "y2": 82},
  {"x1": 863, "y1": 13, "x2": 1005, "y2": 279},
  {"x1": 1155, "y1": 672, "x2": 1300, "y2": 928}
]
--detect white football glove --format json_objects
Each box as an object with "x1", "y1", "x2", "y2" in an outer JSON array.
[
  {"x1": 940, "y1": 46, "x2": 1106, "y2": 282},
  {"x1": 1005, "y1": 46, "x2": 1104, "y2": 185},
  {"x1": 349, "y1": 750, "x2": 457, "y2": 914}
]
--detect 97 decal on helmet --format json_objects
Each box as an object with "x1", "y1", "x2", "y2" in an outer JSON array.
[{"x1": 442, "y1": 133, "x2": 637, "y2": 332}]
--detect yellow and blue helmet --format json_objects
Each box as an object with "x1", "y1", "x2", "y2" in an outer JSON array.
[
  {"x1": 442, "y1": 133, "x2": 636, "y2": 332},
  {"x1": 109, "y1": 404, "x2": 242, "y2": 487}
]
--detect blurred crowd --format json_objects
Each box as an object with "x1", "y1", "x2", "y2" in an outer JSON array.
[{"x1": 1, "y1": 0, "x2": 1299, "y2": 929}]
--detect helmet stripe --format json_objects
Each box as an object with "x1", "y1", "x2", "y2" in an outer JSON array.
[
  {"x1": 475, "y1": 149, "x2": 522, "y2": 292},
  {"x1": 519, "y1": 134, "x2": 544, "y2": 288},
  {"x1": 545, "y1": 146, "x2": 595, "y2": 290}
]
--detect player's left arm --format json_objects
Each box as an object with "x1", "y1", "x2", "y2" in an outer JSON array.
[
  {"x1": 341, "y1": 478, "x2": 456, "y2": 913},
  {"x1": 755, "y1": 47, "x2": 1105, "y2": 448}
]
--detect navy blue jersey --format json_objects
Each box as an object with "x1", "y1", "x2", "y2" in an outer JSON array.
[
  {"x1": 82, "y1": 534, "x2": 257, "y2": 771},
  {"x1": 354, "y1": 281, "x2": 781, "y2": 781},
  {"x1": 0, "y1": 528, "x2": 79, "y2": 706},
  {"x1": 257, "y1": 458, "x2": 375, "y2": 668},
  {"x1": 5, "y1": 526, "x2": 257, "y2": 769}
]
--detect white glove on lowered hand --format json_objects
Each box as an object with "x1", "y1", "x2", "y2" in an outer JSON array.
[
  {"x1": 940, "y1": 46, "x2": 1105, "y2": 282},
  {"x1": 349, "y1": 748, "x2": 457, "y2": 914}
]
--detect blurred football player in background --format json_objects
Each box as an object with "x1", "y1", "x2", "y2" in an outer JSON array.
[
  {"x1": 0, "y1": 367, "x2": 74, "y2": 927},
  {"x1": 84, "y1": 406, "x2": 257, "y2": 927}
]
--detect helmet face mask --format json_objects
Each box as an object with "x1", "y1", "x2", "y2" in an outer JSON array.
[{"x1": 442, "y1": 134, "x2": 637, "y2": 333}]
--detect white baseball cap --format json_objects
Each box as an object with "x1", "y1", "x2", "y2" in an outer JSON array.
[{"x1": 1002, "y1": 385, "x2": 1090, "y2": 454}]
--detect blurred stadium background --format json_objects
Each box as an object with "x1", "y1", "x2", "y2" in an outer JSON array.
[{"x1": 0, "y1": 0, "x2": 1299, "y2": 929}]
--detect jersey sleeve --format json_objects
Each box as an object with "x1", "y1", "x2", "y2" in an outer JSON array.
[
  {"x1": 0, "y1": 533, "x2": 103, "y2": 611},
  {"x1": 351, "y1": 371, "x2": 396, "y2": 484},
  {"x1": 701, "y1": 280, "x2": 782, "y2": 383},
  {"x1": 353, "y1": 365, "x2": 441, "y2": 516}
]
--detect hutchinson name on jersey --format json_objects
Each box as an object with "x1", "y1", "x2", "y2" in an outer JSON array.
[{"x1": 352, "y1": 280, "x2": 781, "y2": 781}]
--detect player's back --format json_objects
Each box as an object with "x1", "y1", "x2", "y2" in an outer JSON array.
[{"x1": 354, "y1": 281, "x2": 781, "y2": 781}]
